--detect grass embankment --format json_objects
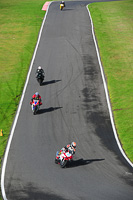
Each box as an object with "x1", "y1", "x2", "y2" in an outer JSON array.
[
  {"x1": 0, "y1": 0, "x2": 46, "y2": 198},
  {"x1": 89, "y1": 0, "x2": 133, "y2": 162}
]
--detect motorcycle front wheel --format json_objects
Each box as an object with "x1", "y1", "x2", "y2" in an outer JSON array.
[
  {"x1": 33, "y1": 106, "x2": 37, "y2": 115},
  {"x1": 33, "y1": 109, "x2": 36, "y2": 115},
  {"x1": 38, "y1": 78, "x2": 43, "y2": 86},
  {"x1": 60, "y1": 159, "x2": 67, "y2": 168}
]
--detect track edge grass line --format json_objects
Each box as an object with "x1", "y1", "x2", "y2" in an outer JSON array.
[
  {"x1": 86, "y1": 5, "x2": 133, "y2": 168},
  {"x1": 0, "y1": 2, "x2": 52, "y2": 200}
]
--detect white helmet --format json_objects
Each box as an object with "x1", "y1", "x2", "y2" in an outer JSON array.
[
  {"x1": 71, "y1": 142, "x2": 76, "y2": 149},
  {"x1": 35, "y1": 92, "x2": 39, "y2": 97},
  {"x1": 38, "y1": 66, "x2": 42, "y2": 70}
]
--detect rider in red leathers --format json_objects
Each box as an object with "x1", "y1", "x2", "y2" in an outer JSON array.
[{"x1": 30, "y1": 92, "x2": 42, "y2": 105}]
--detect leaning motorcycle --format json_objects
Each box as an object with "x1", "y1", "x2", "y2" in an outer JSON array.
[
  {"x1": 31, "y1": 99, "x2": 40, "y2": 115},
  {"x1": 60, "y1": 3, "x2": 64, "y2": 10},
  {"x1": 55, "y1": 150, "x2": 73, "y2": 168},
  {"x1": 36, "y1": 72, "x2": 44, "y2": 86}
]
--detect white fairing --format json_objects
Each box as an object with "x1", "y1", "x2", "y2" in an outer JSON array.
[
  {"x1": 31, "y1": 100, "x2": 40, "y2": 112},
  {"x1": 65, "y1": 152, "x2": 72, "y2": 157},
  {"x1": 60, "y1": 154, "x2": 64, "y2": 161},
  {"x1": 59, "y1": 152, "x2": 72, "y2": 160}
]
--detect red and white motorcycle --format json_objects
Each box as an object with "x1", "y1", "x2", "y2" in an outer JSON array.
[
  {"x1": 30, "y1": 99, "x2": 42, "y2": 115},
  {"x1": 55, "y1": 150, "x2": 73, "y2": 168}
]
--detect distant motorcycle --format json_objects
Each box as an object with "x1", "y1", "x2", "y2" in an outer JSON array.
[
  {"x1": 55, "y1": 150, "x2": 73, "y2": 168},
  {"x1": 36, "y1": 72, "x2": 44, "y2": 86},
  {"x1": 31, "y1": 99, "x2": 41, "y2": 115},
  {"x1": 60, "y1": 3, "x2": 64, "y2": 10}
]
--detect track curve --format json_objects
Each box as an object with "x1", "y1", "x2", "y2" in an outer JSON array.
[{"x1": 2, "y1": 1, "x2": 133, "y2": 200}]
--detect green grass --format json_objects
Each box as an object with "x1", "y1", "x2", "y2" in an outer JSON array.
[
  {"x1": 89, "y1": 0, "x2": 133, "y2": 162},
  {"x1": 0, "y1": 0, "x2": 46, "y2": 198},
  {"x1": 0, "y1": 0, "x2": 132, "y2": 198}
]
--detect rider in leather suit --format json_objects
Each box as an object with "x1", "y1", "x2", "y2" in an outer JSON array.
[
  {"x1": 30, "y1": 92, "x2": 42, "y2": 105},
  {"x1": 36, "y1": 66, "x2": 45, "y2": 79},
  {"x1": 60, "y1": 142, "x2": 76, "y2": 155},
  {"x1": 60, "y1": 1, "x2": 65, "y2": 7}
]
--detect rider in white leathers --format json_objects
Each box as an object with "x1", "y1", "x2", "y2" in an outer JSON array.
[{"x1": 60, "y1": 142, "x2": 76, "y2": 155}]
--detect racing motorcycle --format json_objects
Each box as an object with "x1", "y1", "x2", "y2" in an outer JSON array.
[
  {"x1": 55, "y1": 150, "x2": 73, "y2": 168},
  {"x1": 60, "y1": 3, "x2": 64, "y2": 10},
  {"x1": 36, "y1": 72, "x2": 44, "y2": 86},
  {"x1": 31, "y1": 99, "x2": 40, "y2": 115}
]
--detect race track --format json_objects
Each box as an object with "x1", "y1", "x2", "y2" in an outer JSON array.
[{"x1": 2, "y1": 1, "x2": 133, "y2": 200}]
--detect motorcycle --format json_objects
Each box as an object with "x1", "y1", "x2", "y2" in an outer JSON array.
[
  {"x1": 55, "y1": 150, "x2": 73, "y2": 168},
  {"x1": 36, "y1": 72, "x2": 44, "y2": 86},
  {"x1": 60, "y1": 3, "x2": 64, "y2": 11},
  {"x1": 31, "y1": 99, "x2": 40, "y2": 115}
]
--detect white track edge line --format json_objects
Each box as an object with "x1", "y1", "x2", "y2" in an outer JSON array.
[
  {"x1": 86, "y1": 5, "x2": 133, "y2": 168},
  {"x1": 1, "y1": 2, "x2": 52, "y2": 200}
]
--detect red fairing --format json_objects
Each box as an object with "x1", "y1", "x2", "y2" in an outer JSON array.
[
  {"x1": 33, "y1": 99, "x2": 40, "y2": 105},
  {"x1": 56, "y1": 151, "x2": 73, "y2": 161},
  {"x1": 63, "y1": 152, "x2": 73, "y2": 160},
  {"x1": 32, "y1": 94, "x2": 41, "y2": 99}
]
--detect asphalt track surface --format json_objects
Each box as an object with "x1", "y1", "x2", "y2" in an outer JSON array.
[{"x1": 2, "y1": 1, "x2": 133, "y2": 200}]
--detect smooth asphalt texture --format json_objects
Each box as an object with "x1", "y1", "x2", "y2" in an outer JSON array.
[{"x1": 3, "y1": 1, "x2": 133, "y2": 200}]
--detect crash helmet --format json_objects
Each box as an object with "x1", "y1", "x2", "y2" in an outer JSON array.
[
  {"x1": 71, "y1": 142, "x2": 76, "y2": 149},
  {"x1": 38, "y1": 66, "x2": 42, "y2": 70},
  {"x1": 35, "y1": 92, "x2": 39, "y2": 97}
]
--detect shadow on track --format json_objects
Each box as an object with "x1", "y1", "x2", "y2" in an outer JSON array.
[
  {"x1": 62, "y1": 9, "x2": 74, "y2": 11},
  {"x1": 41, "y1": 80, "x2": 61, "y2": 86},
  {"x1": 38, "y1": 107, "x2": 62, "y2": 114},
  {"x1": 68, "y1": 158, "x2": 105, "y2": 168}
]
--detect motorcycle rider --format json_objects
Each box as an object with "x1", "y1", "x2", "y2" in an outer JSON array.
[
  {"x1": 30, "y1": 92, "x2": 42, "y2": 105},
  {"x1": 36, "y1": 66, "x2": 45, "y2": 79},
  {"x1": 55, "y1": 142, "x2": 76, "y2": 165},
  {"x1": 60, "y1": 1, "x2": 65, "y2": 7},
  {"x1": 60, "y1": 142, "x2": 76, "y2": 155}
]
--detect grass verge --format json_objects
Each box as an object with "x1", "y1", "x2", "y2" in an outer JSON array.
[
  {"x1": 89, "y1": 0, "x2": 133, "y2": 162},
  {"x1": 0, "y1": 0, "x2": 46, "y2": 198}
]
